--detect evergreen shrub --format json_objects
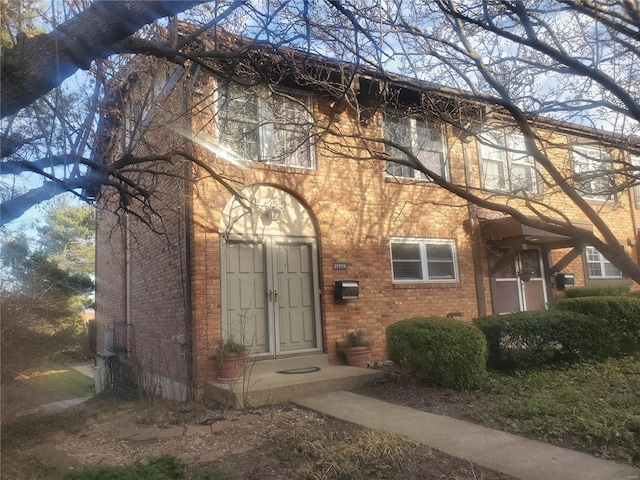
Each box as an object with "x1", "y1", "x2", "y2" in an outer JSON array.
[
  {"x1": 564, "y1": 285, "x2": 630, "y2": 298},
  {"x1": 473, "y1": 310, "x2": 611, "y2": 370},
  {"x1": 554, "y1": 296, "x2": 640, "y2": 355},
  {"x1": 386, "y1": 317, "x2": 487, "y2": 390}
]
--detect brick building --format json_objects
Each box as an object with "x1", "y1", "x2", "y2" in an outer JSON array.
[{"x1": 95, "y1": 31, "x2": 640, "y2": 400}]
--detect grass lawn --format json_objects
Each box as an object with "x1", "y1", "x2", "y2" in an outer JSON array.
[
  {"x1": 467, "y1": 356, "x2": 640, "y2": 465},
  {"x1": 16, "y1": 363, "x2": 95, "y2": 403}
]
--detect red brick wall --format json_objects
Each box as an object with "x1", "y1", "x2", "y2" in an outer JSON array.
[{"x1": 97, "y1": 63, "x2": 640, "y2": 398}]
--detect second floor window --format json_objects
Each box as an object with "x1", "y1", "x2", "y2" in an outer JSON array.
[
  {"x1": 572, "y1": 146, "x2": 615, "y2": 200},
  {"x1": 216, "y1": 84, "x2": 315, "y2": 169},
  {"x1": 384, "y1": 116, "x2": 447, "y2": 181},
  {"x1": 479, "y1": 131, "x2": 538, "y2": 193}
]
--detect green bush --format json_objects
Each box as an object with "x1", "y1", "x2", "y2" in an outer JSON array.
[
  {"x1": 386, "y1": 317, "x2": 487, "y2": 390},
  {"x1": 473, "y1": 310, "x2": 612, "y2": 370},
  {"x1": 64, "y1": 455, "x2": 229, "y2": 479},
  {"x1": 554, "y1": 296, "x2": 640, "y2": 355},
  {"x1": 564, "y1": 285, "x2": 630, "y2": 298}
]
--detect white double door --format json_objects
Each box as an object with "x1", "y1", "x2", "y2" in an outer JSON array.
[{"x1": 223, "y1": 236, "x2": 321, "y2": 356}]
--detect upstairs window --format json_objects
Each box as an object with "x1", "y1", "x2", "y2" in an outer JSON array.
[
  {"x1": 585, "y1": 246, "x2": 622, "y2": 279},
  {"x1": 390, "y1": 238, "x2": 459, "y2": 283},
  {"x1": 479, "y1": 131, "x2": 538, "y2": 193},
  {"x1": 216, "y1": 84, "x2": 315, "y2": 169},
  {"x1": 572, "y1": 146, "x2": 615, "y2": 200},
  {"x1": 384, "y1": 116, "x2": 447, "y2": 181}
]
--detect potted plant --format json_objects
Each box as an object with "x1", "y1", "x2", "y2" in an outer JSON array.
[
  {"x1": 337, "y1": 330, "x2": 372, "y2": 368},
  {"x1": 215, "y1": 338, "x2": 247, "y2": 383}
]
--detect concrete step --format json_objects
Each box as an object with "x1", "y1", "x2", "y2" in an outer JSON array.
[
  {"x1": 247, "y1": 353, "x2": 330, "y2": 376},
  {"x1": 205, "y1": 362, "x2": 383, "y2": 409}
]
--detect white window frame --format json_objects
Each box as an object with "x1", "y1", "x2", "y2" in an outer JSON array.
[
  {"x1": 390, "y1": 238, "x2": 459, "y2": 283},
  {"x1": 215, "y1": 83, "x2": 315, "y2": 169},
  {"x1": 384, "y1": 116, "x2": 448, "y2": 181},
  {"x1": 572, "y1": 146, "x2": 614, "y2": 201},
  {"x1": 585, "y1": 246, "x2": 622, "y2": 279},
  {"x1": 479, "y1": 131, "x2": 538, "y2": 193}
]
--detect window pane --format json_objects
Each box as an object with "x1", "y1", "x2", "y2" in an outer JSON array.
[
  {"x1": 392, "y1": 243, "x2": 420, "y2": 260},
  {"x1": 385, "y1": 117, "x2": 445, "y2": 180},
  {"x1": 385, "y1": 117, "x2": 413, "y2": 178},
  {"x1": 392, "y1": 262, "x2": 423, "y2": 280},
  {"x1": 483, "y1": 159, "x2": 506, "y2": 190},
  {"x1": 512, "y1": 163, "x2": 536, "y2": 192},
  {"x1": 427, "y1": 261, "x2": 455, "y2": 279},
  {"x1": 425, "y1": 244, "x2": 455, "y2": 279},
  {"x1": 573, "y1": 147, "x2": 611, "y2": 198},
  {"x1": 586, "y1": 246, "x2": 600, "y2": 262},
  {"x1": 604, "y1": 263, "x2": 622, "y2": 277},
  {"x1": 418, "y1": 150, "x2": 443, "y2": 178},
  {"x1": 416, "y1": 123, "x2": 445, "y2": 178},
  {"x1": 391, "y1": 243, "x2": 422, "y2": 280},
  {"x1": 587, "y1": 263, "x2": 603, "y2": 277},
  {"x1": 270, "y1": 93, "x2": 313, "y2": 168},
  {"x1": 425, "y1": 244, "x2": 453, "y2": 261},
  {"x1": 218, "y1": 86, "x2": 260, "y2": 161}
]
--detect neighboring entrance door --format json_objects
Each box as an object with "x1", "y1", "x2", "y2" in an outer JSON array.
[
  {"x1": 491, "y1": 248, "x2": 548, "y2": 314},
  {"x1": 224, "y1": 237, "x2": 319, "y2": 356}
]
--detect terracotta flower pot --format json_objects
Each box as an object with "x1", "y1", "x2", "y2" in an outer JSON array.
[
  {"x1": 344, "y1": 346, "x2": 371, "y2": 368},
  {"x1": 218, "y1": 351, "x2": 246, "y2": 383}
]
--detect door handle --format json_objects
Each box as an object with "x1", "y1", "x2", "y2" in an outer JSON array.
[
  {"x1": 274, "y1": 290, "x2": 279, "y2": 302},
  {"x1": 268, "y1": 290, "x2": 273, "y2": 302}
]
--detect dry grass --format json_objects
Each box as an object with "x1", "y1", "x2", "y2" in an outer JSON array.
[{"x1": 280, "y1": 429, "x2": 419, "y2": 479}]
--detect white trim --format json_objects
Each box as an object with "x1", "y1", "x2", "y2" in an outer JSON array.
[
  {"x1": 478, "y1": 130, "x2": 538, "y2": 193},
  {"x1": 585, "y1": 246, "x2": 623, "y2": 279},
  {"x1": 389, "y1": 237, "x2": 459, "y2": 283},
  {"x1": 214, "y1": 81, "x2": 316, "y2": 169},
  {"x1": 572, "y1": 145, "x2": 614, "y2": 201},
  {"x1": 384, "y1": 116, "x2": 448, "y2": 181}
]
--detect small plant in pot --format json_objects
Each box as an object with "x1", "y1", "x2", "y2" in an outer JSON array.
[
  {"x1": 215, "y1": 338, "x2": 247, "y2": 383},
  {"x1": 337, "y1": 330, "x2": 372, "y2": 368}
]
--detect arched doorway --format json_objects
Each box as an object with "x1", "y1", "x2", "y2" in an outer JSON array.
[{"x1": 220, "y1": 185, "x2": 322, "y2": 357}]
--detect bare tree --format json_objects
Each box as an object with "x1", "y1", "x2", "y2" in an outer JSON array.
[{"x1": 3, "y1": 0, "x2": 640, "y2": 281}]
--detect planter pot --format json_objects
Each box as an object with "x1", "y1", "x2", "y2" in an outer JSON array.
[
  {"x1": 217, "y1": 352, "x2": 247, "y2": 383},
  {"x1": 344, "y1": 346, "x2": 371, "y2": 368}
]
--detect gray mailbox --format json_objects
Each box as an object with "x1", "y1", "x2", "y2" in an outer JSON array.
[{"x1": 335, "y1": 280, "x2": 359, "y2": 300}]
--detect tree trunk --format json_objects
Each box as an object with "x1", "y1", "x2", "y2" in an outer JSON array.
[{"x1": 1, "y1": 0, "x2": 206, "y2": 117}]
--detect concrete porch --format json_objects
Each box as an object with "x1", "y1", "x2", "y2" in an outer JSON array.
[{"x1": 204, "y1": 354, "x2": 383, "y2": 408}]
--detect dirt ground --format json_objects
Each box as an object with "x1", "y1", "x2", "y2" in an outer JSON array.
[{"x1": 1, "y1": 389, "x2": 516, "y2": 480}]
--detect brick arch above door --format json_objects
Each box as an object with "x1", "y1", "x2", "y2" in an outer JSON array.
[{"x1": 219, "y1": 184, "x2": 316, "y2": 238}]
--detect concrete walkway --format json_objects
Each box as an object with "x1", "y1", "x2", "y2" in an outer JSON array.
[{"x1": 294, "y1": 390, "x2": 640, "y2": 480}]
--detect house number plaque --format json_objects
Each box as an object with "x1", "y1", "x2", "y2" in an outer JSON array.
[{"x1": 333, "y1": 262, "x2": 348, "y2": 270}]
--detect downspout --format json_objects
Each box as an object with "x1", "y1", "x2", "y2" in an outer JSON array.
[
  {"x1": 461, "y1": 135, "x2": 487, "y2": 317},
  {"x1": 627, "y1": 183, "x2": 640, "y2": 265},
  {"x1": 181, "y1": 66, "x2": 197, "y2": 401},
  {"x1": 124, "y1": 212, "x2": 131, "y2": 358}
]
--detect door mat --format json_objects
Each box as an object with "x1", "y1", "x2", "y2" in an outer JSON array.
[{"x1": 276, "y1": 367, "x2": 321, "y2": 374}]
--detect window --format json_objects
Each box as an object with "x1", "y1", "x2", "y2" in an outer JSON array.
[
  {"x1": 384, "y1": 116, "x2": 447, "y2": 180},
  {"x1": 572, "y1": 146, "x2": 615, "y2": 200},
  {"x1": 479, "y1": 131, "x2": 537, "y2": 193},
  {"x1": 585, "y1": 246, "x2": 622, "y2": 279},
  {"x1": 390, "y1": 239, "x2": 459, "y2": 282},
  {"x1": 216, "y1": 84, "x2": 314, "y2": 168}
]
